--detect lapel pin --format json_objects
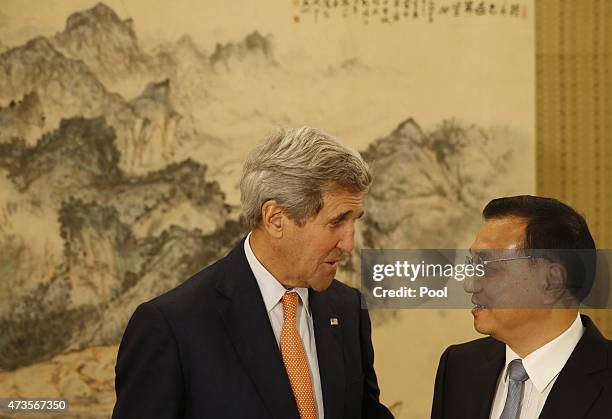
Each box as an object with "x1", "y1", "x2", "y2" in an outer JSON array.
[{"x1": 330, "y1": 317, "x2": 339, "y2": 326}]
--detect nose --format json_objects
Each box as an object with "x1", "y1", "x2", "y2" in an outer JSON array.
[
  {"x1": 463, "y1": 275, "x2": 482, "y2": 294},
  {"x1": 337, "y1": 223, "x2": 356, "y2": 253}
]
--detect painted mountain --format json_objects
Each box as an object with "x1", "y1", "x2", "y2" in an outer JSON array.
[{"x1": 0, "y1": 2, "x2": 530, "y2": 417}]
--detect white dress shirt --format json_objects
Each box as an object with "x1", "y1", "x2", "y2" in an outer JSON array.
[
  {"x1": 244, "y1": 232, "x2": 324, "y2": 419},
  {"x1": 489, "y1": 313, "x2": 585, "y2": 419}
]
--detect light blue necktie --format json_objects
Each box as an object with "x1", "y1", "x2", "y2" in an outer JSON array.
[{"x1": 499, "y1": 359, "x2": 529, "y2": 419}]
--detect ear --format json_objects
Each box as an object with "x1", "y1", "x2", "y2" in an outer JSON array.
[
  {"x1": 542, "y1": 262, "x2": 568, "y2": 304},
  {"x1": 260, "y1": 200, "x2": 285, "y2": 238}
]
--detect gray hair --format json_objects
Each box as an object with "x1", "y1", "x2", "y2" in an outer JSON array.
[{"x1": 240, "y1": 126, "x2": 372, "y2": 230}]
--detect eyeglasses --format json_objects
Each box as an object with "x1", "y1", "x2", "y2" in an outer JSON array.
[
  {"x1": 465, "y1": 254, "x2": 532, "y2": 279},
  {"x1": 465, "y1": 254, "x2": 532, "y2": 267}
]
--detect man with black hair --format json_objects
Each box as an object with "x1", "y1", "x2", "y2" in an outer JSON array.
[{"x1": 431, "y1": 195, "x2": 612, "y2": 419}]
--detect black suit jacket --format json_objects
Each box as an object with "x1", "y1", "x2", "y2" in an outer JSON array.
[
  {"x1": 112, "y1": 238, "x2": 393, "y2": 419},
  {"x1": 431, "y1": 315, "x2": 612, "y2": 419}
]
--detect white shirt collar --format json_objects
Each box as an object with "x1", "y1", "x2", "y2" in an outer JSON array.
[
  {"x1": 503, "y1": 313, "x2": 585, "y2": 392},
  {"x1": 244, "y1": 232, "x2": 311, "y2": 316}
]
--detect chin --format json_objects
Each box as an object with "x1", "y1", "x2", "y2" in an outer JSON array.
[
  {"x1": 474, "y1": 323, "x2": 491, "y2": 336},
  {"x1": 310, "y1": 276, "x2": 335, "y2": 292},
  {"x1": 473, "y1": 316, "x2": 493, "y2": 336}
]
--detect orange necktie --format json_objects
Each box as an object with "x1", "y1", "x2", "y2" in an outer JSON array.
[{"x1": 280, "y1": 292, "x2": 318, "y2": 419}]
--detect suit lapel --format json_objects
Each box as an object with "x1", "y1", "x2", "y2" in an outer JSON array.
[
  {"x1": 310, "y1": 288, "x2": 345, "y2": 419},
  {"x1": 216, "y1": 240, "x2": 300, "y2": 419},
  {"x1": 473, "y1": 339, "x2": 505, "y2": 419},
  {"x1": 539, "y1": 315, "x2": 607, "y2": 419}
]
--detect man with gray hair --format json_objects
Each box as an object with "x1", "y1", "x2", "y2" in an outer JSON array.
[{"x1": 113, "y1": 127, "x2": 394, "y2": 419}]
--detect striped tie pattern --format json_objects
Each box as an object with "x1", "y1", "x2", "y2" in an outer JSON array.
[
  {"x1": 280, "y1": 292, "x2": 317, "y2": 419},
  {"x1": 499, "y1": 359, "x2": 529, "y2": 419}
]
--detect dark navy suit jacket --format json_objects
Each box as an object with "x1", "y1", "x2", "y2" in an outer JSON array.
[
  {"x1": 431, "y1": 315, "x2": 612, "y2": 419},
  {"x1": 112, "y1": 238, "x2": 394, "y2": 419}
]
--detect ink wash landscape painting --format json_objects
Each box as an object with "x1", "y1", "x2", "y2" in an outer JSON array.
[{"x1": 0, "y1": 1, "x2": 534, "y2": 416}]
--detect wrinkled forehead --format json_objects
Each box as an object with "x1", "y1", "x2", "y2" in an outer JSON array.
[
  {"x1": 471, "y1": 216, "x2": 528, "y2": 251},
  {"x1": 319, "y1": 187, "x2": 364, "y2": 215}
]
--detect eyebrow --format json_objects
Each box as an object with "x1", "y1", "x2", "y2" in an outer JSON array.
[{"x1": 330, "y1": 210, "x2": 365, "y2": 223}]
